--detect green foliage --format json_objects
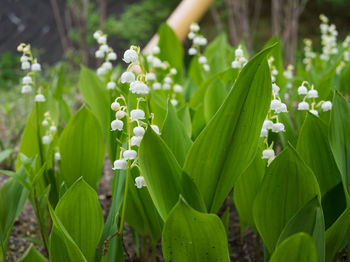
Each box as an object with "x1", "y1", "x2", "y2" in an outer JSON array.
[
  {"x1": 162, "y1": 197, "x2": 230, "y2": 262},
  {"x1": 59, "y1": 106, "x2": 105, "y2": 189}
]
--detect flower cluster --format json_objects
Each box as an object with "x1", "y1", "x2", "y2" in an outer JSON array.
[
  {"x1": 17, "y1": 43, "x2": 44, "y2": 100},
  {"x1": 268, "y1": 57, "x2": 279, "y2": 83},
  {"x1": 342, "y1": 35, "x2": 350, "y2": 61},
  {"x1": 111, "y1": 46, "x2": 162, "y2": 188},
  {"x1": 41, "y1": 112, "x2": 57, "y2": 145},
  {"x1": 297, "y1": 81, "x2": 332, "y2": 116},
  {"x1": 94, "y1": 30, "x2": 117, "y2": 90},
  {"x1": 187, "y1": 23, "x2": 210, "y2": 72},
  {"x1": 231, "y1": 46, "x2": 247, "y2": 69},
  {"x1": 145, "y1": 47, "x2": 184, "y2": 106},
  {"x1": 260, "y1": 72, "x2": 288, "y2": 165},
  {"x1": 303, "y1": 39, "x2": 316, "y2": 71},
  {"x1": 319, "y1": 14, "x2": 338, "y2": 61}
]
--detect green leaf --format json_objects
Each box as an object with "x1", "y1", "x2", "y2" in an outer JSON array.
[
  {"x1": 48, "y1": 204, "x2": 87, "y2": 262},
  {"x1": 59, "y1": 106, "x2": 105, "y2": 189},
  {"x1": 253, "y1": 146, "x2": 320, "y2": 253},
  {"x1": 184, "y1": 45, "x2": 275, "y2": 213},
  {"x1": 234, "y1": 150, "x2": 265, "y2": 232},
  {"x1": 125, "y1": 168, "x2": 163, "y2": 243},
  {"x1": 16, "y1": 106, "x2": 40, "y2": 170},
  {"x1": 325, "y1": 206, "x2": 350, "y2": 262},
  {"x1": 50, "y1": 178, "x2": 103, "y2": 261},
  {"x1": 139, "y1": 128, "x2": 206, "y2": 221},
  {"x1": 79, "y1": 66, "x2": 116, "y2": 161},
  {"x1": 297, "y1": 113, "x2": 342, "y2": 196},
  {"x1": 270, "y1": 233, "x2": 317, "y2": 262},
  {"x1": 0, "y1": 167, "x2": 29, "y2": 260},
  {"x1": 279, "y1": 112, "x2": 298, "y2": 148},
  {"x1": 316, "y1": 65, "x2": 337, "y2": 100},
  {"x1": 297, "y1": 113, "x2": 346, "y2": 228},
  {"x1": 203, "y1": 80, "x2": 227, "y2": 122},
  {"x1": 162, "y1": 197, "x2": 230, "y2": 262},
  {"x1": 18, "y1": 244, "x2": 47, "y2": 262},
  {"x1": 161, "y1": 102, "x2": 192, "y2": 166},
  {"x1": 0, "y1": 149, "x2": 13, "y2": 163},
  {"x1": 96, "y1": 171, "x2": 126, "y2": 261},
  {"x1": 204, "y1": 33, "x2": 234, "y2": 77},
  {"x1": 276, "y1": 197, "x2": 325, "y2": 262},
  {"x1": 329, "y1": 91, "x2": 350, "y2": 197},
  {"x1": 158, "y1": 23, "x2": 183, "y2": 75},
  {"x1": 177, "y1": 105, "x2": 192, "y2": 137}
]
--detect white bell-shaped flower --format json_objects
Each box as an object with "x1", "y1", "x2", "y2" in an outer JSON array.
[
  {"x1": 121, "y1": 71, "x2": 135, "y2": 83},
  {"x1": 99, "y1": 44, "x2": 109, "y2": 53},
  {"x1": 111, "y1": 119, "x2": 123, "y2": 131},
  {"x1": 262, "y1": 149, "x2": 275, "y2": 159},
  {"x1": 321, "y1": 101, "x2": 332, "y2": 112},
  {"x1": 298, "y1": 101, "x2": 309, "y2": 111},
  {"x1": 130, "y1": 136, "x2": 143, "y2": 147},
  {"x1": 107, "y1": 52, "x2": 117, "y2": 60},
  {"x1": 235, "y1": 48, "x2": 243, "y2": 58},
  {"x1": 112, "y1": 159, "x2": 128, "y2": 170},
  {"x1": 22, "y1": 76, "x2": 32, "y2": 84},
  {"x1": 188, "y1": 48, "x2": 197, "y2": 55},
  {"x1": 263, "y1": 120, "x2": 274, "y2": 130},
  {"x1": 171, "y1": 99, "x2": 178, "y2": 106},
  {"x1": 275, "y1": 103, "x2": 288, "y2": 114},
  {"x1": 95, "y1": 50, "x2": 104, "y2": 58},
  {"x1": 170, "y1": 68, "x2": 177, "y2": 75},
  {"x1": 123, "y1": 49, "x2": 138, "y2": 63},
  {"x1": 260, "y1": 128, "x2": 268, "y2": 137},
  {"x1": 111, "y1": 101, "x2": 121, "y2": 111},
  {"x1": 21, "y1": 85, "x2": 32, "y2": 94},
  {"x1": 123, "y1": 149, "x2": 137, "y2": 160},
  {"x1": 309, "y1": 109, "x2": 319, "y2": 116},
  {"x1": 107, "y1": 81, "x2": 116, "y2": 90},
  {"x1": 146, "y1": 73, "x2": 156, "y2": 81},
  {"x1": 203, "y1": 64, "x2": 210, "y2": 71},
  {"x1": 190, "y1": 23, "x2": 200, "y2": 32},
  {"x1": 32, "y1": 63, "x2": 41, "y2": 71},
  {"x1": 130, "y1": 109, "x2": 145, "y2": 120},
  {"x1": 152, "y1": 46, "x2": 160, "y2": 54},
  {"x1": 174, "y1": 84, "x2": 183, "y2": 93},
  {"x1": 270, "y1": 99, "x2": 282, "y2": 111},
  {"x1": 151, "y1": 125, "x2": 160, "y2": 135},
  {"x1": 35, "y1": 94, "x2": 46, "y2": 102},
  {"x1": 97, "y1": 35, "x2": 107, "y2": 44},
  {"x1": 54, "y1": 152, "x2": 61, "y2": 161},
  {"x1": 271, "y1": 122, "x2": 285, "y2": 133},
  {"x1": 307, "y1": 89, "x2": 318, "y2": 98},
  {"x1": 298, "y1": 85, "x2": 308, "y2": 95},
  {"x1": 21, "y1": 62, "x2": 30, "y2": 70},
  {"x1": 115, "y1": 110, "x2": 126, "y2": 119},
  {"x1": 198, "y1": 56, "x2": 207, "y2": 64},
  {"x1": 129, "y1": 81, "x2": 150, "y2": 95},
  {"x1": 272, "y1": 83, "x2": 280, "y2": 94},
  {"x1": 232, "y1": 60, "x2": 241, "y2": 69},
  {"x1": 42, "y1": 135, "x2": 51, "y2": 145},
  {"x1": 50, "y1": 126, "x2": 57, "y2": 132},
  {"x1": 102, "y1": 62, "x2": 112, "y2": 70},
  {"x1": 135, "y1": 176, "x2": 147, "y2": 188},
  {"x1": 133, "y1": 126, "x2": 145, "y2": 137},
  {"x1": 152, "y1": 82, "x2": 161, "y2": 90}
]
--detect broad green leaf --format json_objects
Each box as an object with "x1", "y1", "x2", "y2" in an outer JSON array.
[
  {"x1": 203, "y1": 80, "x2": 227, "y2": 122},
  {"x1": 97, "y1": 171, "x2": 126, "y2": 261},
  {"x1": 297, "y1": 113, "x2": 342, "y2": 196},
  {"x1": 177, "y1": 105, "x2": 192, "y2": 137},
  {"x1": 276, "y1": 197, "x2": 325, "y2": 262},
  {"x1": 51, "y1": 178, "x2": 103, "y2": 261},
  {"x1": 316, "y1": 65, "x2": 337, "y2": 100},
  {"x1": 184, "y1": 45, "x2": 275, "y2": 213},
  {"x1": 297, "y1": 113, "x2": 346, "y2": 228},
  {"x1": 329, "y1": 91, "x2": 350, "y2": 197},
  {"x1": 18, "y1": 244, "x2": 47, "y2": 262},
  {"x1": 78, "y1": 66, "x2": 117, "y2": 161},
  {"x1": 125, "y1": 168, "x2": 163, "y2": 243},
  {"x1": 253, "y1": 146, "x2": 320, "y2": 253},
  {"x1": 59, "y1": 106, "x2": 105, "y2": 189},
  {"x1": 270, "y1": 233, "x2": 317, "y2": 262},
  {"x1": 162, "y1": 197, "x2": 230, "y2": 262},
  {"x1": 234, "y1": 150, "x2": 265, "y2": 232},
  {"x1": 204, "y1": 33, "x2": 234, "y2": 77},
  {"x1": 149, "y1": 92, "x2": 168, "y2": 129},
  {"x1": 161, "y1": 102, "x2": 192, "y2": 166},
  {"x1": 0, "y1": 167, "x2": 29, "y2": 260},
  {"x1": 139, "y1": 128, "x2": 206, "y2": 221},
  {"x1": 279, "y1": 112, "x2": 298, "y2": 147},
  {"x1": 0, "y1": 149, "x2": 13, "y2": 163},
  {"x1": 158, "y1": 23, "x2": 183, "y2": 75},
  {"x1": 325, "y1": 206, "x2": 350, "y2": 262},
  {"x1": 16, "y1": 105, "x2": 41, "y2": 170},
  {"x1": 48, "y1": 204, "x2": 87, "y2": 262}
]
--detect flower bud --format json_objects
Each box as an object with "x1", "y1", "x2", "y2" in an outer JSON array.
[
  {"x1": 107, "y1": 81, "x2": 116, "y2": 90},
  {"x1": 112, "y1": 159, "x2": 128, "y2": 170},
  {"x1": 135, "y1": 176, "x2": 146, "y2": 188},
  {"x1": 111, "y1": 101, "x2": 121, "y2": 111}
]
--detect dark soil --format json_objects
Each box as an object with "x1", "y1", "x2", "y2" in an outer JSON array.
[{"x1": 0, "y1": 158, "x2": 347, "y2": 261}]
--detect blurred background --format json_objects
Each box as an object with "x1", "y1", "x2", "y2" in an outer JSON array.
[{"x1": 1, "y1": 0, "x2": 350, "y2": 69}]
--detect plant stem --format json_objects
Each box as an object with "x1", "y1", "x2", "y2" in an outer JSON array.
[
  {"x1": 151, "y1": 243, "x2": 157, "y2": 262},
  {"x1": 119, "y1": 167, "x2": 131, "y2": 237},
  {"x1": 33, "y1": 189, "x2": 49, "y2": 257},
  {"x1": 0, "y1": 235, "x2": 7, "y2": 262}
]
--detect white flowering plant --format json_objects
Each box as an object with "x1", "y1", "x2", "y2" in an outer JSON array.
[{"x1": 1, "y1": 16, "x2": 350, "y2": 262}]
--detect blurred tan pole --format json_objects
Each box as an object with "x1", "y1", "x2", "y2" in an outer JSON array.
[{"x1": 143, "y1": 0, "x2": 215, "y2": 54}]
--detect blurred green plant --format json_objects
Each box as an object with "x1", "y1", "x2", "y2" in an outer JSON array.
[{"x1": 0, "y1": 52, "x2": 20, "y2": 90}]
